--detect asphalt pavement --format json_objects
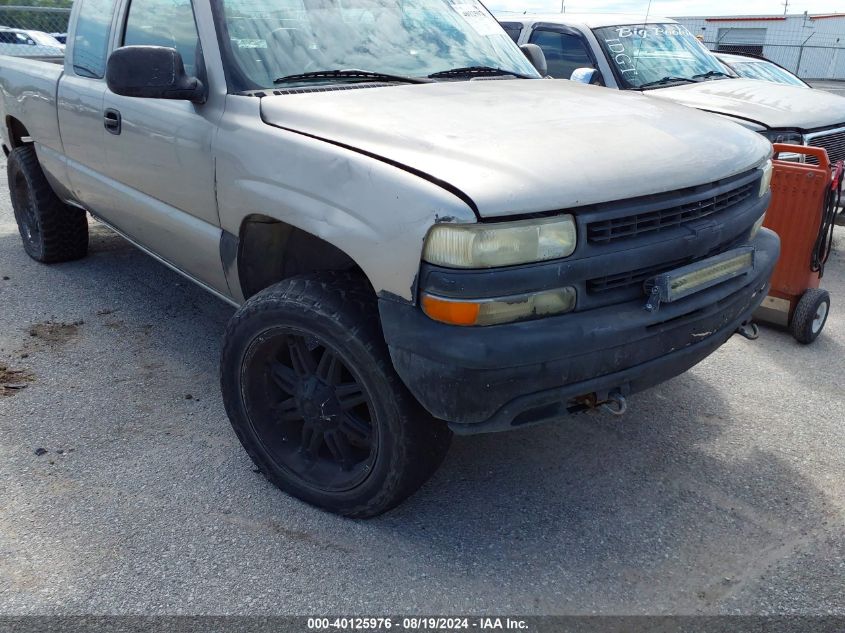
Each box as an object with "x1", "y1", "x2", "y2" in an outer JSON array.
[{"x1": 0, "y1": 154, "x2": 843, "y2": 614}]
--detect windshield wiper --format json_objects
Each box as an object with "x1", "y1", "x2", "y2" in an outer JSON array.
[
  {"x1": 427, "y1": 66, "x2": 531, "y2": 79},
  {"x1": 638, "y1": 76, "x2": 699, "y2": 89},
  {"x1": 691, "y1": 70, "x2": 732, "y2": 80},
  {"x1": 273, "y1": 69, "x2": 431, "y2": 85}
]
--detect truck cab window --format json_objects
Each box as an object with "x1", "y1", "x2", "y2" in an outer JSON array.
[
  {"x1": 123, "y1": 0, "x2": 202, "y2": 77},
  {"x1": 73, "y1": 0, "x2": 116, "y2": 78},
  {"x1": 500, "y1": 22, "x2": 522, "y2": 44},
  {"x1": 529, "y1": 29, "x2": 593, "y2": 79}
]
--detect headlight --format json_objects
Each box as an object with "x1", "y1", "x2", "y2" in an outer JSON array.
[
  {"x1": 760, "y1": 130, "x2": 804, "y2": 162},
  {"x1": 423, "y1": 215, "x2": 577, "y2": 268},
  {"x1": 760, "y1": 130, "x2": 804, "y2": 145},
  {"x1": 758, "y1": 159, "x2": 773, "y2": 198}
]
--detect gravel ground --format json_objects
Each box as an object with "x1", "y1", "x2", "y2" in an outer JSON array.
[{"x1": 0, "y1": 151, "x2": 843, "y2": 615}]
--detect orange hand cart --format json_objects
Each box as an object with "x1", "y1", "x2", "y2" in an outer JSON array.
[{"x1": 754, "y1": 143, "x2": 843, "y2": 343}]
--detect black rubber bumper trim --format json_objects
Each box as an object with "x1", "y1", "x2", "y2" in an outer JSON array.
[
  {"x1": 448, "y1": 285, "x2": 767, "y2": 434},
  {"x1": 379, "y1": 229, "x2": 779, "y2": 431}
]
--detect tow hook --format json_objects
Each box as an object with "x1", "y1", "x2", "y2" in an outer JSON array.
[
  {"x1": 569, "y1": 391, "x2": 628, "y2": 416},
  {"x1": 736, "y1": 320, "x2": 760, "y2": 341},
  {"x1": 600, "y1": 393, "x2": 628, "y2": 416}
]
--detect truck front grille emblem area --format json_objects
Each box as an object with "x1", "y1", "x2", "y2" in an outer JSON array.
[{"x1": 586, "y1": 180, "x2": 755, "y2": 244}]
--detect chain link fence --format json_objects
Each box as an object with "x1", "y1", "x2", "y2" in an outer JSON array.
[
  {"x1": 0, "y1": 5, "x2": 70, "y2": 58},
  {"x1": 700, "y1": 38, "x2": 845, "y2": 81},
  {"x1": 674, "y1": 18, "x2": 845, "y2": 81}
]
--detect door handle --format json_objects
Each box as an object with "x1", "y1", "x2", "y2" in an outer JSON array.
[{"x1": 103, "y1": 108, "x2": 122, "y2": 135}]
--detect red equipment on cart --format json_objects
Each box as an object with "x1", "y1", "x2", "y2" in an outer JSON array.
[{"x1": 754, "y1": 144, "x2": 843, "y2": 343}]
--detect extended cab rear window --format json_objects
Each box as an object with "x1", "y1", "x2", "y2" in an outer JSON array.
[
  {"x1": 499, "y1": 22, "x2": 522, "y2": 43},
  {"x1": 73, "y1": 0, "x2": 116, "y2": 78}
]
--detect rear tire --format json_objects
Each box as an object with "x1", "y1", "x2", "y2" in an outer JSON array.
[
  {"x1": 791, "y1": 288, "x2": 830, "y2": 344},
  {"x1": 220, "y1": 271, "x2": 452, "y2": 518},
  {"x1": 7, "y1": 145, "x2": 88, "y2": 263}
]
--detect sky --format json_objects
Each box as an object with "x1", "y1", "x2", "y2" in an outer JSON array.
[{"x1": 488, "y1": 0, "x2": 844, "y2": 17}]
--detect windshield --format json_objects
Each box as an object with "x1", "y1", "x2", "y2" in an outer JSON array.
[
  {"x1": 593, "y1": 23, "x2": 730, "y2": 90},
  {"x1": 729, "y1": 60, "x2": 807, "y2": 87},
  {"x1": 214, "y1": 0, "x2": 539, "y2": 91}
]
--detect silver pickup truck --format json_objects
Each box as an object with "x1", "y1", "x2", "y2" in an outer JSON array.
[{"x1": 1, "y1": 0, "x2": 778, "y2": 516}]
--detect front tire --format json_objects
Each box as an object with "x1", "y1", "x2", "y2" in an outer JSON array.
[
  {"x1": 7, "y1": 145, "x2": 88, "y2": 263},
  {"x1": 220, "y1": 272, "x2": 452, "y2": 518}
]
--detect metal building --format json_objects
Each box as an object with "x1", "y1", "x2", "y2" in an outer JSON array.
[{"x1": 673, "y1": 13, "x2": 845, "y2": 80}]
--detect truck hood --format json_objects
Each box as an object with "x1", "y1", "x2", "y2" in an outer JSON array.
[
  {"x1": 650, "y1": 78, "x2": 845, "y2": 130},
  {"x1": 260, "y1": 79, "x2": 769, "y2": 218}
]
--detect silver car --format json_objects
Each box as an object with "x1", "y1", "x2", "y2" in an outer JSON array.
[
  {"x1": 0, "y1": 27, "x2": 64, "y2": 59},
  {"x1": 715, "y1": 52, "x2": 810, "y2": 88}
]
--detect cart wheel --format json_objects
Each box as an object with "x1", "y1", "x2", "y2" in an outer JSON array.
[{"x1": 791, "y1": 288, "x2": 830, "y2": 344}]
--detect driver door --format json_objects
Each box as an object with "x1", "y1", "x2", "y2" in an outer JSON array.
[{"x1": 98, "y1": 0, "x2": 228, "y2": 294}]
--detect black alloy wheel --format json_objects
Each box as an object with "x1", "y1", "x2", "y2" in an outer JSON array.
[
  {"x1": 241, "y1": 328, "x2": 378, "y2": 492},
  {"x1": 221, "y1": 272, "x2": 452, "y2": 518}
]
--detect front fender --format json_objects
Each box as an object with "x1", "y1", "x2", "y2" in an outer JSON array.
[{"x1": 214, "y1": 95, "x2": 476, "y2": 303}]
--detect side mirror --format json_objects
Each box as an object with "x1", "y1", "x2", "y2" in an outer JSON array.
[
  {"x1": 570, "y1": 67, "x2": 601, "y2": 85},
  {"x1": 520, "y1": 44, "x2": 547, "y2": 77},
  {"x1": 106, "y1": 46, "x2": 206, "y2": 103}
]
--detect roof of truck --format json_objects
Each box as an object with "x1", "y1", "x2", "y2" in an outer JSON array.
[{"x1": 496, "y1": 13, "x2": 678, "y2": 28}]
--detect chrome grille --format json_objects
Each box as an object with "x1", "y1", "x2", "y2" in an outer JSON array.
[
  {"x1": 807, "y1": 127, "x2": 845, "y2": 164},
  {"x1": 586, "y1": 181, "x2": 756, "y2": 244}
]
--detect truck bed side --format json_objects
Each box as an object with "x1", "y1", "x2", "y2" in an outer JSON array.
[{"x1": 0, "y1": 55, "x2": 63, "y2": 154}]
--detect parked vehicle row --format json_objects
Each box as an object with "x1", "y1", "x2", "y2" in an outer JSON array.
[
  {"x1": 499, "y1": 14, "x2": 845, "y2": 162},
  {"x1": 0, "y1": 0, "x2": 786, "y2": 516}
]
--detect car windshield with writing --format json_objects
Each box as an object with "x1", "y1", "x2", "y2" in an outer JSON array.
[
  {"x1": 214, "y1": 0, "x2": 539, "y2": 91},
  {"x1": 593, "y1": 23, "x2": 730, "y2": 90}
]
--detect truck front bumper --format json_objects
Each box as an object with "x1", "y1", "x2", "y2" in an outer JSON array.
[{"x1": 378, "y1": 228, "x2": 779, "y2": 435}]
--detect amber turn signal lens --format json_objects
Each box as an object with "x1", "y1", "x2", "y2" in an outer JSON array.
[
  {"x1": 421, "y1": 287, "x2": 577, "y2": 326},
  {"x1": 421, "y1": 295, "x2": 481, "y2": 326}
]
